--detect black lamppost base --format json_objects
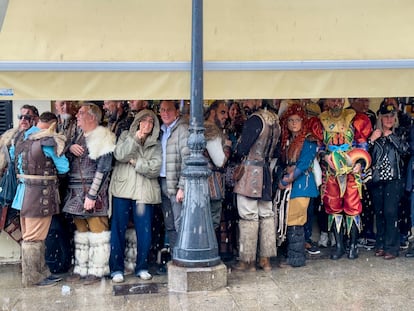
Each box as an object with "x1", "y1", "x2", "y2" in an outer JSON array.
[
  {"x1": 173, "y1": 255, "x2": 221, "y2": 268},
  {"x1": 172, "y1": 154, "x2": 221, "y2": 267},
  {"x1": 172, "y1": 0, "x2": 221, "y2": 269}
]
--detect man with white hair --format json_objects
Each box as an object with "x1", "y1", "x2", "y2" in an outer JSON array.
[{"x1": 64, "y1": 103, "x2": 115, "y2": 284}]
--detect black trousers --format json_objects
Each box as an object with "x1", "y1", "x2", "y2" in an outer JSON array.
[
  {"x1": 372, "y1": 179, "x2": 402, "y2": 256},
  {"x1": 45, "y1": 213, "x2": 75, "y2": 273}
]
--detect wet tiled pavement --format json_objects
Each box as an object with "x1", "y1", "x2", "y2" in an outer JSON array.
[{"x1": 1, "y1": 248, "x2": 414, "y2": 311}]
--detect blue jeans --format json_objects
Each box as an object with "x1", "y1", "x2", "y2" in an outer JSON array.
[
  {"x1": 109, "y1": 197, "x2": 153, "y2": 276},
  {"x1": 411, "y1": 192, "x2": 414, "y2": 229}
]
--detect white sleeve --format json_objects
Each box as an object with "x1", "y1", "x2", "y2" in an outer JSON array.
[{"x1": 206, "y1": 137, "x2": 226, "y2": 168}]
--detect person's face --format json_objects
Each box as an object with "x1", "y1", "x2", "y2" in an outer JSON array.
[
  {"x1": 381, "y1": 113, "x2": 396, "y2": 130},
  {"x1": 139, "y1": 115, "x2": 154, "y2": 136},
  {"x1": 229, "y1": 103, "x2": 240, "y2": 121},
  {"x1": 18, "y1": 108, "x2": 36, "y2": 130},
  {"x1": 76, "y1": 106, "x2": 94, "y2": 131},
  {"x1": 55, "y1": 101, "x2": 64, "y2": 115},
  {"x1": 116, "y1": 102, "x2": 125, "y2": 114},
  {"x1": 159, "y1": 101, "x2": 179, "y2": 126},
  {"x1": 213, "y1": 103, "x2": 228, "y2": 129},
  {"x1": 241, "y1": 100, "x2": 259, "y2": 116},
  {"x1": 326, "y1": 98, "x2": 344, "y2": 113},
  {"x1": 351, "y1": 98, "x2": 369, "y2": 113},
  {"x1": 103, "y1": 101, "x2": 117, "y2": 114},
  {"x1": 55, "y1": 101, "x2": 72, "y2": 115},
  {"x1": 129, "y1": 100, "x2": 147, "y2": 112},
  {"x1": 287, "y1": 114, "x2": 303, "y2": 135}
]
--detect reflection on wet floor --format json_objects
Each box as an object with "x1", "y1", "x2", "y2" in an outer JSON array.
[
  {"x1": 1, "y1": 248, "x2": 414, "y2": 311},
  {"x1": 113, "y1": 282, "x2": 159, "y2": 296}
]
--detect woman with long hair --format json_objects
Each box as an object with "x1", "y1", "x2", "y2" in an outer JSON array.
[
  {"x1": 369, "y1": 102, "x2": 408, "y2": 260},
  {"x1": 275, "y1": 102, "x2": 319, "y2": 267}
]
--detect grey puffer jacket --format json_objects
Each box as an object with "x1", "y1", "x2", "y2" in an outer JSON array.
[
  {"x1": 162, "y1": 117, "x2": 189, "y2": 196},
  {"x1": 110, "y1": 109, "x2": 162, "y2": 204}
]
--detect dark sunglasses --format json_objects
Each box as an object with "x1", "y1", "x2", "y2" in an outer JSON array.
[{"x1": 17, "y1": 114, "x2": 33, "y2": 121}]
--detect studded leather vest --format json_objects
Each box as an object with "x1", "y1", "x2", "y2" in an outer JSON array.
[
  {"x1": 234, "y1": 109, "x2": 280, "y2": 199},
  {"x1": 246, "y1": 109, "x2": 279, "y2": 163},
  {"x1": 15, "y1": 137, "x2": 59, "y2": 217}
]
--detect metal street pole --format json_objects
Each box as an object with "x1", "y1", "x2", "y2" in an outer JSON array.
[{"x1": 172, "y1": 0, "x2": 220, "y2": 267}]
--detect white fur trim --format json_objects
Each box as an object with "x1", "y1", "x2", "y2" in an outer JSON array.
[
  {"x1": 125, "y1": 228, "x2": 137, "y2": 244},
  {"x1": 0, "y1": 127, "x2": 19, "y2": 173},
  {"x1": 88, "y1": 231, "x2": 111, "y2": 277},
  {"x1": 29, "y1": 127, "x2": 67, "y2": 156},
  {"x1": 74, "y1": 230, "x2": 89, "y2": 244},
  {"x1": 85, "y1": 126, "x2": 116, "y2": 160},
  {"x1": 124, "y1": 228, "x2": 137, "y2": 273},
  {"x1": 74, "y1": 231, "x2": 89, "y2": 277}
]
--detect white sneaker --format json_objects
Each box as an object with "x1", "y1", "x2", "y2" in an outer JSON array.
[
  {"x1": 112, "y1": 274, "x2": 124, "y2": 283},
  {"x1": 318, "y1": 232, "x2": 329, "y2": 248},
  {"x1": 408, "y1": 227, "x2": 414, "y2": 242},
  {"x1": 137, "y1": 270, "x2": 152, "y2": 280}
]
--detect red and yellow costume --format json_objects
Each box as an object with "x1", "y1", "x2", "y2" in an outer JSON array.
[{"x1": 309, "y1": 109, "x2": 371, "y2": 234}]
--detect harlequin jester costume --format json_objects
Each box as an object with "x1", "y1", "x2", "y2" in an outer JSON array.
[{"x1": 309, "y1": 108, "x2": 371, "y2": 260}]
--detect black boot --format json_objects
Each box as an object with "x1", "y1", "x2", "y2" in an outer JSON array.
[
  {"x1": 330, "y1": 225, "x2": 345, "y2": 260},
  {"x1": 216, "y1": 228, "x2": 232, "y2": 261},
  {"x1": 286, "y1": 226, "x2": 306, "y2": 267},
  {"x1": 348, "y1": 222, "x2": 359, "y2": 259}
]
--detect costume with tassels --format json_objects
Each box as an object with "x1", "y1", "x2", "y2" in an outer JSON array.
[{"x1": 309, "y1": 107, "x2": 372, "y2": 260}]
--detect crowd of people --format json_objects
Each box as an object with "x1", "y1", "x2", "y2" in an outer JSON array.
[{"x1": 0, "y1": 97, "x2": 413, "y2": 288}]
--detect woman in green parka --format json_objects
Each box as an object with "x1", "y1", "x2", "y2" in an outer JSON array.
[{"x1": 109, "y1": 109, "x2": 162, "y2": 283}]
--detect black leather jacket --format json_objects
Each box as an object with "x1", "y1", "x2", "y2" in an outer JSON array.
[{"x1": 369, "y1": 133, "x2": 408, "y2": 183}]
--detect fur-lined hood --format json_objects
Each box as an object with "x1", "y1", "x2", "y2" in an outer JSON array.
[
  {"x1": 84, "y1": 126, "x2": 116, "y2": 160},
  {"x1": 128, "y1": 109, "x2": 160, "y2": 146}
]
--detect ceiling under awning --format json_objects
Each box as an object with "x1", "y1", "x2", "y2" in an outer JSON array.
[{"x1": 1, "y1": 0, "x2": 414, "y2": 100}]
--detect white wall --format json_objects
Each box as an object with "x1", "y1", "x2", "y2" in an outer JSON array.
[
  {"x1": 0, "y1": 232, "x2": 20, "y2": 263},
  {"x1": 12, "y1": 100, "x2": 51, "y2": 126}
]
